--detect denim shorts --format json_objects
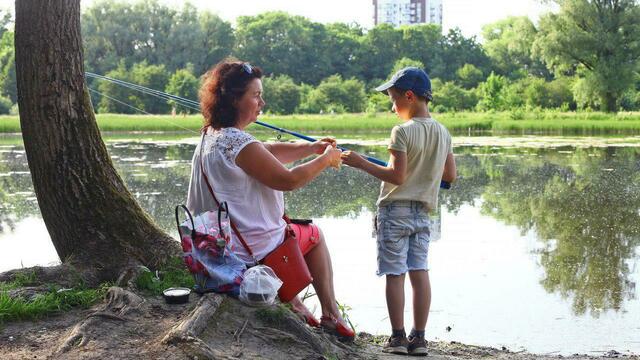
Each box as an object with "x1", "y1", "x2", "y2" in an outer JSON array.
[{"x1": 375, "y1": 201, "x2": 431, "y2": 276}]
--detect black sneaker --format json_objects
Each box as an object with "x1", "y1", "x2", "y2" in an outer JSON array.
[
  {"x1": 383, "y1": 335, "x2": 408, "y2": 355},
  {"x1": 407, "y1": 336, "x2": 428, "y2": 356}
]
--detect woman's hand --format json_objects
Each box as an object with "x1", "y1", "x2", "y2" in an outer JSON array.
[
  {"x1": 323, "y1": 144, "x2": 342, "y2": 169},
  {"x1": 312, "y1": 137, "x2": 337, "y2": 155},
  {"x1": 340, "y1": 150, "x2": 367, "y2": 169}
]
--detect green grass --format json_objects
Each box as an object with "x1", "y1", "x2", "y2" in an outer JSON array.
[
  {"x1": 0, "y1": 283, "x2": 110, "y2": 324},
  {"x1": 3, "y1": 111, "x2": 640, "y2": 135},
  {"x1": 135, "y1": 257, "x2": 195, "y2": 296}
]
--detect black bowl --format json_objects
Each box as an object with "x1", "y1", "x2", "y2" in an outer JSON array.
[{"x1": 163, "y1": 287, "x2": 191, "y2": 304}]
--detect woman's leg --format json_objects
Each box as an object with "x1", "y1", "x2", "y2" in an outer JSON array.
[{"x1": 304, "y1": 228, "x2": 340, "y2": 317}]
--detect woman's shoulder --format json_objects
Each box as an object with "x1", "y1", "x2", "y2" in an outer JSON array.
[{"x1": 206, "y1": 127, "x2": 260, "y2": 163}]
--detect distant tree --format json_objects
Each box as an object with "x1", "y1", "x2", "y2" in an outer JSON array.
[
  {"x1": 262, "y1": 75, "x2": 301, "y2": 115},
  {"x1": 0, "y1": 31, "x2": 16, "y2": 102},
  {"x1": 97, "y1": 61, "x2": 170, "y2": 114},
  {"x1": 433, "y1": 81, "x2": 478, "y2": 111},
  {"x1": 97, "y1": 62, "x2": 137, "y2": 114},
  {"x1": 534, "y1": 0, "x2": 640, "y2": 112},
  {"x1": 235, "y1": 12, "x2": 330, "y2": 84},
  {"x1": 130, "y1": 61, "x2": 170, "y2": 114},
  {"x1": 165, "y1": 65, "x2": 199, "y2": 114},
  {"x1": 399, "y1": 24, "x2": 442, "y2": 73},
  {"x1": 357, "y1": 24, "x2": 403, "y2": 82},
  {"x1": 390, "y1": 57, "x2": 425, "y2": 76},
  {"x1": 456, "y1": 63, "x2": 484, "y2": 89},
  {"x1": 477, "y1": 72, "x2": 508, "y2": 111},
  {"x1": 300, "y1": 75, "x2": 366, "y2": 113},
  {"x1": 81, "y1": 0, "x2": 234, "y2": 75},
  {"x1": 524, "y1": 77, "x2": 574, "y2": 109},
  {"x1": 482, "y1": 16, "x2": 550, "y2": 79},
  {"x1": 324, "y1": 23, "x2": 364, "y2": 80},
  {"x1": 431, "y1": 28, "x2": 491, "y2": 82},
  {"x1": 366, "y1": 92, "x2": 392, "y2": 113}
]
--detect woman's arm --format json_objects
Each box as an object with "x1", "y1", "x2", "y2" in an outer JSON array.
[
  {"x1": 236, "y1": 141, "x2": 341, "y2": 191},
  {"x1": 341, "y1": 149, "x2": 407, "y2": 185},
  {"x1": 263, "y1": 138, "x2": 336, "y2": 164}
]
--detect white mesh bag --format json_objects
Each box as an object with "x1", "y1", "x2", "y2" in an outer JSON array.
[{"x1": 239, "y1": 265, "x2": 283, "y2": 306}]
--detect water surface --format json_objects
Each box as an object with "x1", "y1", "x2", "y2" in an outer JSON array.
[{"x1": 0, "y1": 133, "x2": 639, "y2": 355}]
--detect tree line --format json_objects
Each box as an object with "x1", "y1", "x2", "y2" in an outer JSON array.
[{"x1": 0, "y1": 0, "x2": 639, "y2": 115}]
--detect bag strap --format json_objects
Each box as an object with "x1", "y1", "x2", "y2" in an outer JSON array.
[
  {"x1": 175, "y1": 204, "x2": 196, "y2": 241},
  {"x1": 198, "y1": 132, "x2": 257, "y2": 261}
]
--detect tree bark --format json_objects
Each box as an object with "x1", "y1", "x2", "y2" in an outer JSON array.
[
  {"x1": 15, "y1": 0, "x2": 179, "y2": 284},
  {"x1": 601, "y1": 91, "x2": 617, "y2": 113}
]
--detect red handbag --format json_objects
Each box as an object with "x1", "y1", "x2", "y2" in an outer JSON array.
[
  {"x1": 260, "y1": 220, "x2": 313, "y2": 302},
  {"x1": 198, "y1": 134, "x2": 312, "y2": 302}
]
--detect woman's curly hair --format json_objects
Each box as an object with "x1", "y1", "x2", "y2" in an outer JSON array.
[{"x1": 199, "y1": 58, "x2": 263, "y2": 130}]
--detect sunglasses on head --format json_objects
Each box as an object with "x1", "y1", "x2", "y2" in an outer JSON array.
[{"x1": 241, "y1": 63, "x2": 253, "y2": 74}]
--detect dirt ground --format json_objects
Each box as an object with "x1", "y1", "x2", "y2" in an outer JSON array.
[{"x1": 0, "y1": 290, "x2": 637, "y2": 360}]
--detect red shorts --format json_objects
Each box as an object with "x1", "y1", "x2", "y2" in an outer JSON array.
[{"x1": 289, "y1": 223, "x2": 321, "y2": 256}]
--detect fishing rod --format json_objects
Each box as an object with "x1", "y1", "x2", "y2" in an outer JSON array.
[{"x1": 86, "y1": 72, "x2": 451, "y2": 189}]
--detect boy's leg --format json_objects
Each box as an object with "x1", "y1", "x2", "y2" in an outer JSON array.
[
  {"x1": 385, "y1": 273, "x2": 406, "y2": 330},
  {"x1": 408, "y1": 269, "x2": 431, "y2": 331}
]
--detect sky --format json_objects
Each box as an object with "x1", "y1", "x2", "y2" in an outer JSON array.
[{"x1": 0, "y1": 0, "x2": 556, "y2": 39}]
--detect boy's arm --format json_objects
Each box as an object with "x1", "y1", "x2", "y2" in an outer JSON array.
[
  {"x1": 442, "y1": 152, "x2": 457, "y2": 183},
  {"x1": 341, "y1": 149, "x2": 407, "y2": 185}
]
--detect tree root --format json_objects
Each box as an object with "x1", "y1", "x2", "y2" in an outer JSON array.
[
  {"x1": 56, "y1": 286, "x2": 144, "y2": 354},
  {"x1": 161, "y1": 293, "x2": 224, "y2": 345}
]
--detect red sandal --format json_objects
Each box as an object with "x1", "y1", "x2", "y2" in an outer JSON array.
[
  {"x1": 320, "y1": 315, "x2": 355, "y2": 341},
  {"x1": 299, "y1": 313, "x2": 321, "y2": 328}
]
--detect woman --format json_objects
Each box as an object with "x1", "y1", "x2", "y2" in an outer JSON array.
[{"x1": 186, "y1": 59, "x2": 354, "y2": 339}]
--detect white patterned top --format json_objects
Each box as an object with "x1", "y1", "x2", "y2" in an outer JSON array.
[{"x1": 186, "y1": 127, "x2": 286, "y2": 264}]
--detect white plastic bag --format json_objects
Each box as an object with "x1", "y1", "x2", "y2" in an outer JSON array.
[{"x1": 239, "y1": 265, "x2": 283, "y2": 306}]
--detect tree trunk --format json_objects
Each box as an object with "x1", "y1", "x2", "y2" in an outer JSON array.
[
  {"x1": 14, "y1": 0, "x2": 179, "y2": 284},
  {"x1": 601, "y1": 91, "x2": 617, "y2": 113}
]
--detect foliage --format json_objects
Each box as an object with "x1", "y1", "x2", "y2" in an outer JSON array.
[
  {"x1": 299, "y1": 75, "x2": 366, "y2": 114},
  {"x1": 0, "y1": 31, "x2": 15, "y2": 103},
  {"x1": 482, "y1": 16, "x2": 549, "y2": 79},
  {"x1": 262, "y1": 75, "x2": 302, "y2": 115},
  {"x1": 432, "y1": 80, "x2": 478, "y2": 111},
  {"x1": 389, "y1": 57, "x2": 425, "y2": 77},
  {"x1": 477, "y1": 72, "x2": 508, "y2": 111},
  {"x1": 366, "y1": 92, "x2": 392, "y2": 113},
  {"x1": 534, "y1": 0, "x2": 640, "y2": 112},
  {"x1": 165, "y1": 65, "x2": 200, "y2": 114},
  {"x1": 455, "y1": 63, "x2": 484, "y2": 89},
  {"x1": 97, "y1": 61, "x2": 170, "y2": 114},
  {"x1": 82, "y1": 1, "x2": 234, "y2": 76},
  {"x1": 135, "y1": 257, "x2": 195, "y2": 295},
  {"x1": 235, "y1": 11, "x2": 331, "y2": 85}
]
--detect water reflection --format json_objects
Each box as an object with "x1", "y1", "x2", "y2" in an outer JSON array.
[{"x1": 0, "y1": 139, "x2": 639, "y2": 320}]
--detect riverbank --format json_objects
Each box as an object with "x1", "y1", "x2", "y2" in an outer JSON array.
[
  {"x1": 1, "y1": 290, "x2": 637, "y2": 360},
  {"x1": 2, "y1": 111, "x2": 640, "y2": 135}
]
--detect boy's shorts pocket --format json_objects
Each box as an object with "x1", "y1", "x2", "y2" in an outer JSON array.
[{"x1": 381, "y1": 221, "x2": 411, "y2": 253}]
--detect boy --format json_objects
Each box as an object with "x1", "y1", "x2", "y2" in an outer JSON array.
[{"x1": 341, "y1": 67, "x2": 456, "y2": 356}]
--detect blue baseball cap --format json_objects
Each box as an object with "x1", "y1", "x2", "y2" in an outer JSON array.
[{"x1": 375, "y1": 67, "x2": 432, "y2": 99}]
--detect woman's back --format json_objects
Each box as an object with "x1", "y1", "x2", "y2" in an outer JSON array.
[{"x1": 186, "y1": 127, "x2": 286, "y2": 264}]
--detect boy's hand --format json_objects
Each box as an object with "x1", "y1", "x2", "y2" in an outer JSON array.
[
  {"x1": 311, "y1": 137, "x2": 337, "y2": 155},
  {"x1": 341, "y1": 150, "x2": 367, "y2": 169}
]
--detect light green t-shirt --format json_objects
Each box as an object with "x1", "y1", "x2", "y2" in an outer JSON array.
[{"x1": 376, "y1": 117, "x2": 453, "y2": 212}]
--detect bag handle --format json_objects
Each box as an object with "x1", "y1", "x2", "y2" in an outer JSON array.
[
  {"x1": 175, "y1": 204, "x2": 196, "y2": 241},
  {"x1": 199, "y1": 132, "x2": 257, "y2": 262},
  {"x1": 217, "y1": 201, "x2": 229, "y2": 238}
]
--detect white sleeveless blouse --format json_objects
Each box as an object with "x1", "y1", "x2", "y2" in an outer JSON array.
[{"x1": 186, "y1": 127, "x2": 286, "y2": 264}]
